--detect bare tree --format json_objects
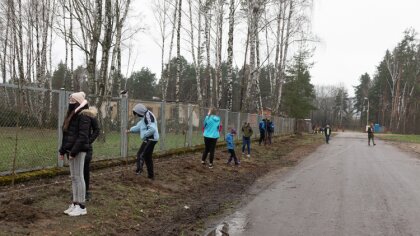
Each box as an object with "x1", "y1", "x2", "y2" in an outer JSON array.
[
  {"x1": 226, "y1": 0, "x2": 235, "y2": 110},
  {"x1": 175, "y1": 0, "x2": 182, "y2": 105},
  {"x1": 152, "y1": 0, "x2": 169, "y2": 100},
  {"x1": 187, "y1": 0, "x2": 203, "y2": 106},
  {"x1": 204, "y1": 0, "x2": 213, "y2": 107},
  {"x1": 215, "y1": 0, "x2": 224, "y2": 108},
  {"x1": 163, "y1": 0, "x2": 178, "y2": 101}
]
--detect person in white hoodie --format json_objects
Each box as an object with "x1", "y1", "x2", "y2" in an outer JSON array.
[{"x1": 127, "y1": 103, "x2": 159, "y2": 180}]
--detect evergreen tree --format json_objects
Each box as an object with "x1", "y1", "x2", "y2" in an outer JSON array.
[
  {"x1": 126, "y1": 68, "x2": 157, "y2": 100},
  {"x1": 281, "y1": 51, "x2": 315, "y2": 118}
]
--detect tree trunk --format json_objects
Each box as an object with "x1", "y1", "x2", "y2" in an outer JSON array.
[
  {"x1": 164, "y1": 0, "x2": 178, "y2": 101},
  {"x1": 204, "y1": 1, "x2": 213, "y2": 107},
  {"x1": 226, "y1": 0, "x2": 235, "y2": 111},
  {"x1": 274, "y1": 0, "x2": 293, "y2": 115},
  {"x1": 188, "y1": 0, "x2": 203, "y2": 106},
  {"x1": 175, "y1": 0, "x2": 182, "y2": 105},
  {"x1": 215, "y1": 0, "x2": 224, "y2": 108},
  {"x1": 87, "y1": 0, "x2": 103, "y2": 97}
]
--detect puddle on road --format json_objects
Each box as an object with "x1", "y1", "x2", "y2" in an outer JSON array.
[{"x1": 205, "y1": 211, "x2": 248, "y2": 236}]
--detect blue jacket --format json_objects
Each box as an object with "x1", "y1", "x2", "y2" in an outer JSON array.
[
  {"x1": 226, "y1": 133, "x2": 235, "y2": 150},
  {"x1": 203, "y1": 115, "x2": 221, "y2": 139},
  {"x1": 259, "y1": 120, "x2": 266, "y2": 132},
  {"x1": 129, "y1": 110, "x2": 159, "y2": 141}
]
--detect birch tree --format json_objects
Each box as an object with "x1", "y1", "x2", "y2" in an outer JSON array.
[
  {"x1": 204, "y1": 0, "x2": 213, "y2": 107},
  {"x1": 175, "y1": 0, "x2": 183, "y2": 105},
  {"x1": 187, "y1": 0, "x2": 203, "y2": 106},
  {"x1": 226, "y1": 0, "x2": 235, "y2": 110},
  {"x1": 215, "y1": 0, "x2": 224, "y2": 108}
]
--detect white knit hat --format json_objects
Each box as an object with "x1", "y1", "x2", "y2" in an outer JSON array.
[{"x1": 69, "y1": 92, "x2": 88, "y2": 112}]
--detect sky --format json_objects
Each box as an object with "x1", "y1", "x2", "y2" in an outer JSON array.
[{"x1": 311, "y1": 0, "x2": 420, "y2": 96}]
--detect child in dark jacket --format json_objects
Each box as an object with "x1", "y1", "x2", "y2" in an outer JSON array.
[{"x1": 226, "y1": 128, "x2": 239, "y2": 165}]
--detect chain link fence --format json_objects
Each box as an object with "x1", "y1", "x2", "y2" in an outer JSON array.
[{"x1": 0, "y1": 83, "x2": 298, "y2": 176}]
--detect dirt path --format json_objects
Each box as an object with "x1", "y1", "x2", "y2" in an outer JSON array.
[
  {"x1": 0, "y1": 134, "x2": 323, "y2": 236},
  {"x1": 210, "y1": 132, "x2": 420, "y2": 236}
]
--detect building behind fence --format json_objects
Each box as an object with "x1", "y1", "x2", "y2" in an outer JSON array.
[{"x1": 0, "y1": 84, "x2": 299, "y2": 175}]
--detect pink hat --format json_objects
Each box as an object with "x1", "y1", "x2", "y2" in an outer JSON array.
[{"x1": 69, "y1": 92, "x2": 88, "y2": 112}]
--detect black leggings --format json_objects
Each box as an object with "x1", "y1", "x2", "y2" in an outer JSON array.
[
  {"x1": 84, "y1": 148, "x2": 92, "y2": 193},
  {"x1": 259, "y1": 131, "x2": 265, "y2": 145},
  {"x1": 202, "y1": 137, "x2": 218, "y2": 164},
  {"x1": 136, "y1": 140, "x2": 158, "y2": 178}
]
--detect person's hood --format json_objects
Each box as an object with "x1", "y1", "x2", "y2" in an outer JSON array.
[
  {"x1": 133, "y1": 103, "x2": 148, "y2": 116},
  {"x1": 209, "y1": 115, "x2": 220, "y2": 122},
  {"x1": 80, "y1": 106, "x2": 98, "y2": 118}
]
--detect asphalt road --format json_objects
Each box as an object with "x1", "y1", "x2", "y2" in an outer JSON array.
[{"x1": 212, "y1": 132, "x2": 420, "y2": 236}]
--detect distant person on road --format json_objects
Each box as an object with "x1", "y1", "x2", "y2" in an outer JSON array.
[
  {"x1": 259, "y1": 119, "x2": 266, "y2": 145},
  {"x1": 226, "y1": 128, "x2": 239, "y2": 166},
  {"x1": 202, "y1": 108, "x2": 221, "y2": 169},
  {"x1": 84, "y1": 106, "x2": 100, "y2": 201},
  {"x1": 324, "y1": 124, "x2": 332, "y2": 144},
  {"x1": 59, "y1": 92, "x2": 92, "y2": 216},
  {"x1": 127, "y1": 103, "x2": 160, "y2": 180},
  {"x1": 367, "y1": 123, "x2": 376, "y2": 146},
  {"x1": 241, "y1": 122, "x2": 253, "y2": 157}
]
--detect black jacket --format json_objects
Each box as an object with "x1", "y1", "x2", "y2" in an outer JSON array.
[{"x1": 59, "y1": 106, "x2": 94, "y2": 157}]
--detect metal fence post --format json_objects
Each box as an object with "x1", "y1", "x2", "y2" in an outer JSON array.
[
  {"x1": 187, "y1": 104, "x2": 193, "y2": 147},
  {"x1": 160, "y1": 101, "x2": 166, "y2": 151},
  {"x1": 120, "y1": 94, "x2": 128, "y2": 159},
  {"x1": 224, "y1": 109, "x2": 229, "y2": 139},
  {"x1": 57, "y1": 88, "x2": 66, "y2": 167}
]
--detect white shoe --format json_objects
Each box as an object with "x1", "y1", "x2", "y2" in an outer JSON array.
[
  {"x1": 63, "y1": 204, "x2": 75, "y2": 215},
  {"x1": 68, "y1": 205, "x2": 87, "y2": 216},
  {"x1": 247, "y1": 154, "x2": 250, "y2": 158}
]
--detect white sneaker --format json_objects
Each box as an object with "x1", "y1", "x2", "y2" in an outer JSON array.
[
  {"x1": 63, "y1": 203, "x2": 75, "y2": 215},
  {"x1": 247, "y1": 154, "x2": 250, "y2": 158},
  {"x1": 68, "y1": 205, "x2": 87, "y2": 216}
]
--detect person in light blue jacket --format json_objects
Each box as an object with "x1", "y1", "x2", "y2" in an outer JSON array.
[
  {"x1": 226, "y1": 128, "x2": 239, "y2": 165},
  {"x1": 202, "y1": 108, "x2": 221, "y2": 168},
  {"x1": 127, "y1": 103, "x2": 159, "y2": 179}
]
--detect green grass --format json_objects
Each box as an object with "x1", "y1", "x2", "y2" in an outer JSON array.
[
  {"x1": 0, "y1": 125, "x2": 254, "y2": 173},
  {"x1": 0, "y1": 127, "x2": 230, "y2": 173},
  {"x1": 376, "y1": 134, "x2": 420, "y2": 144}
]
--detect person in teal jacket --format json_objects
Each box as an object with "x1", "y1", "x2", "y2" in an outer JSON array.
[
  {"x1": 226, "y1": 128, "x2": 239, "y2": 165},
  {"x1": 202, "y1": 108, "x2": 220, "y2": 168},
  {"x1": 127, "y1": 103, "x2": 159, "y2": 179}
]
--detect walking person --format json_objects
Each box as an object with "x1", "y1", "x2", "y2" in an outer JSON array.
[
  {"x1": 59, "y1": 92, "x2": 92, "y2": 216},
  {"x1": 202, "y1": 108, "x2": 221, "y2": 169},
  {"x1": 226, "y1": 128, "x2": 240, "y2": 165},
  {"x1": 241, "y1": 122, "x2": 253, "y2": 157},
  {"x1": 367, "y1": 123, "x2": 376, "y2": 146},
  {"x1": 324, "y1": 124, "x2": 332, "y2": 144},
  {"x1": 127, "y1": 103, "x2": 159, "y2": 180},
  {"x1": 259, "y1": 119, "x2": 266, "y2": 145},
  {"x1": 84, "y1": 107, "x2": 100, "y2": 201}
]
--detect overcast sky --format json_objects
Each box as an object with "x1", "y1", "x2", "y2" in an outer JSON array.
[
  {"x1": 122, "y1": 0, "x2": 420, "y2": 97},
  {"x1": 311, "y1": 0, "x2": 420, "y2": 96}
]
